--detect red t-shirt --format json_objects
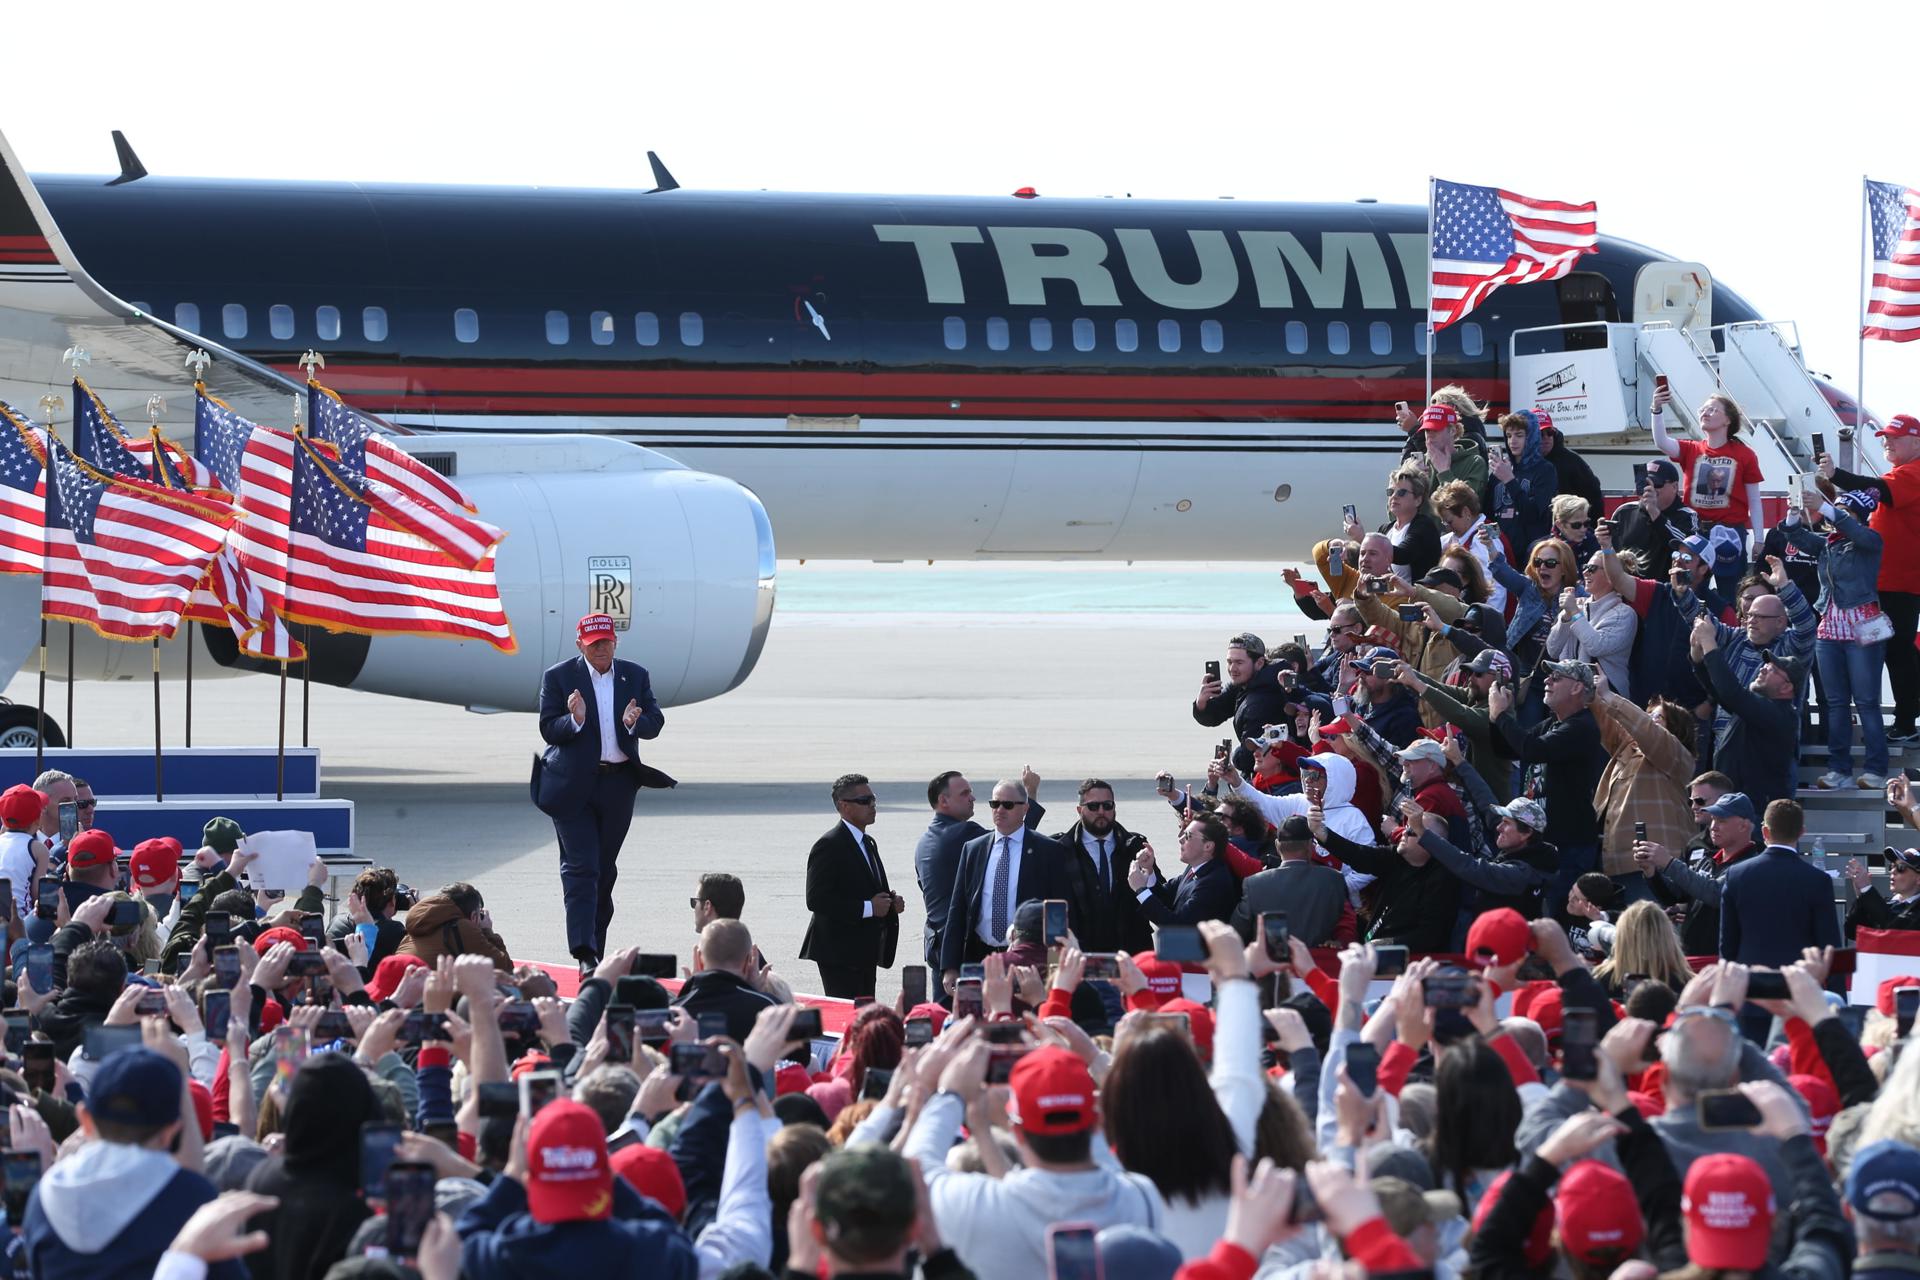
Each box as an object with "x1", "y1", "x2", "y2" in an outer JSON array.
[
  {"x1": 1874, "y1": 458, "x2": 1920, "y2": 593},
  {"x1": 1674, "y1": 438, "x2": 1764, "y2": 527}
]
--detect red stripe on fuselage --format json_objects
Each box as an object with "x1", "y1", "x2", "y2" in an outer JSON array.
[{"x1": 0, "y1": 234, "x2": 55, "y2": 263}]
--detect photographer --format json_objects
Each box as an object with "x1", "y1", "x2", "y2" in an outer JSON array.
[
  {"x1": 1610, "y1": 457, "x2": 1698, "y2": 580},
  {"x1": 1545, "y1": 551, "x2": 1638, "y2": 701},
  {"x1": 1492, "y1": 660, "x2": 1604, "y2": 918},
  {"x1": 1691, "y1": 616, "x2": 1802, "y2": 809},
  {"x1": 1192, "y1": 633, "x2": 1290, "y2": 775},
  {"x1": 1344, "y1": 465, "x2": 1442, "y2": 585},
  {"x1": 1352, "y1": 568, "x2": 1470, "y2": 731}
]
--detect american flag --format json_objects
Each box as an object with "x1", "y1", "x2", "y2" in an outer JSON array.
[
  {"x1": 285, "y1": 428, "x2": 515, "y2": 652},
  {"x1": 1864, "y1": 179, "x2": 1920, "y2": 342},
  {"x1": 73, "y1": 380, "x2": 218, "y2": 492},
  {"x1": 41, "y1": 436, "x2": 234, "y2": 641},
  {"x1": 0, "y1": 404, "x2": 46, "y2": 576},
  {"x1": 1429, "y1": 179, "x2": 1598, "y2": 330},
  {"x1": 190, "y1": 390, "x2": 304, "y2": 661},
  {"x1": 308, "y1": 384, "x2": 501, "y2": 569}
]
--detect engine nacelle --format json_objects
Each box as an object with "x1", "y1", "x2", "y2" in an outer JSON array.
[{"x1": 8, "y1": 435, "x2": 777, "y2": 713}]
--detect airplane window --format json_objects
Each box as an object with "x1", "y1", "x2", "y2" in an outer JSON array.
[
  {"x1": 1115, "y1": 319, "x2": 1138, "y2": 353},
  {"x1": 175, "y1": 303, "x2": 200, "y2": 333},
  {"x1": 316, "y1": 306, "x2": 341, "y2": 342},
  {"x1": 680, "y1": 312, "x2": 704, "y2": 347},
  {"x1": 985, "y1": 317, "x2": 1009, "y2": 352},
  {"x1": 1327, "y1": 322, "x2": 1350, "y2": 355},
  {"x1": 1072, "y1": 318, "x2": 1095, "y2": 351},
  {"x1": 590, "y1": 311, "x2": 614, "y2": 346},
  {"x1": 1029, "y1": 318, "x2": 1053, "y2": 352},
  {"x1": 635, "y1": 312, "x2": 660, "y2": 346},
  {"x1": 454, "y1": 308, "x2": 479, "y2": 343},
  {"x1": 545, "y1": 311, "x2": 571, "y2": 346},
  {"x1": 1461, "y1": 322, "x2": 1485, "y2": 357},
  {"x1": 1369, "y1": 322, "x2": 1392, "y2": 355},
  {"x1": 362, "y1": 307, "x2": 388, "y2": 342},
  {"x1": 1200, "y1": 319, "x2": 1223, "y2": 353},
  {"x1": 268, "y1": 305, "x2": 294, "y2": 340},
  {"x1": 1158, "y1": 319, "x2": 1181, "y2": 354},
  {"x1": 1413, "y1": 325, "x2": 1429, "y2": 357},
  {"x1": 1284, "y1": 320, "x2": 1308, "y2": 355},
  {"x1": 222, "y1": 305, "x2": 248, "y2": 340},
  {"x1": 943, "y1": 316, "x2": 966, "y2": 351}
]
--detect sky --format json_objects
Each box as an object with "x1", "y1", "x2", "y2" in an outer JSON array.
[{"x1": 7, "y1": 1, "x2": 1919, "y2": 415}]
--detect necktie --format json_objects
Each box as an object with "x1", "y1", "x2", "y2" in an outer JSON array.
[
  {"x1": 1098, "y1": 837, "x2": 1110, "y2": 894},
  {"x1": 865, "y1": 835, "x2": 882, "y2": 886},
  {"x1": 990, "y1": 836, "x2": 1011, "y2": 941}
]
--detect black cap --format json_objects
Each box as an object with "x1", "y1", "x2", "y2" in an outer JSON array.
[{"x1": 1276, "y1": 816, "x2": 1313, "y2": 843}]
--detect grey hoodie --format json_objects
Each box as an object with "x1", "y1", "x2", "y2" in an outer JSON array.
[{"x1": 35, "y1": 1141, "x2": 183, "y2": 1249}]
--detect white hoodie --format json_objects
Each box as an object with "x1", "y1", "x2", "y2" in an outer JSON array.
[
  {"x1": 1228, "y1": 753, "x2": 1378, "y2": 900},
  {"x1": 34, "y1": 1141, "x2": 184, "y2": 1253}
]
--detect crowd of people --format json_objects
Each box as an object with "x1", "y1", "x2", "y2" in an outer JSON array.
[{"x1": 0, "y1": 386, "x2": 1912, "y2": 1278}]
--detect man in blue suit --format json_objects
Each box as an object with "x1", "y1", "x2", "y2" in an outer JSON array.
[
  {"x1": 1129, "y1": 814, "x2": 1242, "y2": 928},
  {"x1": 912, "y1": 768, "x2": 1046, "y2": 984},
  {"x1": 1719, "y1": 797, "x2": 1841, "y2": 970},
  {"x1": 533, "y1": 612, "x2": 670, "y2": 974},
  {"x1": 939, "y1": 779, "x2": 1069, "y2": 992}
]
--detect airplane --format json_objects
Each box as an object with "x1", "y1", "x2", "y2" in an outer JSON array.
[{"x1": 0, "y1": 129, "x2": 1870, "y2": 744}]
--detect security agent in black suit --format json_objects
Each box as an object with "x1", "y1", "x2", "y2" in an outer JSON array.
[
  {"x1": 1129, "y1": 814, "x2": 1242, "y2": 928},
  {"x1": 1051, "y1": 778, "x2": 1152, "y2": 956},
  {"x1": 912, "y1": 768, "x2": 1046, "y2": 977},
  {"x1": 799, "y1": 773, "x2": 905, "y2": 1000},
  {"x1": 532, "y1": 612, "x2": 670, "y2": 974},
  {"x1": 941, "y1": 778, "x2": 1071, "y2": 991}
]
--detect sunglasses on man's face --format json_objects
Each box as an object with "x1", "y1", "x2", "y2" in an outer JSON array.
[
  {"x1": 75, "y1": 800, "x2": 96, "y2": 810},
  {"x1": 987, "y1": 799, "x2": 1025, "y2": 810},
  {"x1": 1080, "y1": 800, "x2": 1115, "y2": 811}
]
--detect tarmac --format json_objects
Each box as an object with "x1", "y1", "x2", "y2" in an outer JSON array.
[{"x1": 3, "y1": 563, "x2": 1317, "y2": 1002}]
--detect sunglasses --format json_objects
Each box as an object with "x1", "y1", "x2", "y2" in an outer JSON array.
[
  {"x1": 1081, "y1": 800, "x2": 1115, "y2": 811},
  {"x1": 1533, "y1": 559, "x2": 1561, "y2": 570},
  {"x1": 75, "y1": 800, "x2": 97, "y2": 810},
  {"x1": 842, "y1": 795, "x2": 877, "y2": 806},
  {"x1": 987, "y1": 799, "x2": 1025, "y2": 810},
  {"x1": 1688, "y1": 797, "x2": 1710, "y2": 807},
  {"x1": 1563, "y1": 519, "x2": 1590, "y2": 530},
  {"x1": 1387, "y1": 488, "x2": 1414, "y2": 499},
  {"x1": 688, "y1": 897, "x2": 704, "y2": 909}
]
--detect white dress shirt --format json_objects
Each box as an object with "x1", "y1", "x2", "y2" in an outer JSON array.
[
  {"x1": 568, "y1": 663, "x2": 628, "y2": 763},
  {"x1": 977, "y1": 827, "x2": 1025, "y2": 946},
  {"x1": 845, "y1": 819, "x2": 880, "y2": 919},
  {"x1": 1081, "y1": 829, "x2": 1114, "y2": 892}
]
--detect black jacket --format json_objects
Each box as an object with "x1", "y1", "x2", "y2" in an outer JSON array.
[
  {"x1": 244, "y1": 1055, "x2": 378, "y2": 1280},
  {"x1": 1611, "y1": 497, "x2": 1698, "y2": 580},
  {"x1": 1658, "y1": 841, "x2": 1761, "y2": 956},
  {"x1": 1321, "y1": 829, "x2": 1459, "y2": 952},
  {"x1": 1050, "y1": 821, "x2": 1151, "y2": 955},
  {"x1": 1192, "y1": 661, "x2": 1293, "y2": 776},
  {"x1": 1542, "y1": 431, "x2": 1605, "y2": 516},
  {"x1": 1379, "y1": 513, "x2": 1444, "y2": 583},
  {"x1": 1496, "y1": 706, "x2": 1603, "y2": 848},
  {"x1": 799, "y1": 824, "x2": 899, "y2": 973},
  {"x1": 1850, "y1": 887, "x2": 1920, "y2": 935},
  {"x1": 672, "y1": 969, "x2": 775, "y2": 1045},
  {"x1": 1136, "y1": 855, "x2": 1240, "y2": 928},
  {"x1": 1700, "y1": 649, "x2": 1800, "y2": 811},
  {"x1": 33, "y1": 984, "x2": 117, "y2": 1063},
  {"x1": 1418, "y1": 829, "x2": 1556, "y2": 920}
]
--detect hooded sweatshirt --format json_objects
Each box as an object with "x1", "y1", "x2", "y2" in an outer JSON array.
[
  {"x1": 393, "y1": 894, "x2": 513, "y2": 971},
  {"x1": 23, "y1": 1141, "x2": 243, "y2": 1280},
  {"x1": 243, "y1": 1052, "x2": 377, "y2": 1280},
  {"x1": 903, "y1": 1092, "x2": 1164, "y2": 1278},
  {"x1": 456, "y1": 1172, "x2": 699, "y2": 1280},
  {"x1": 1490, "y1": 412, "x2": 1557, "y2": 554},
  {"x1": 1227, "y1": 754, "x2": 1378, "y2": 902}
]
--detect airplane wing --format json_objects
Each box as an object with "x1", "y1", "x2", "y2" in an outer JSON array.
[{"x1": 0, "y1": 127, "x2": 306, "y2": 430}]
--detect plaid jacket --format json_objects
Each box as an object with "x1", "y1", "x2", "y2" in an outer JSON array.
[{"x1": 1590, "y1": 691, "x2": 1696, "y2": 876}]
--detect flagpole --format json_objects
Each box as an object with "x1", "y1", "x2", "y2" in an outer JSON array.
[
  {"x1": 184, "y1": 352, "x2": 212, "y2": 747},
  {"x1": 277, "y1": 661, "x2": 287, "y2": 803},
  {"x1": 1857, "y1": 175, "x2": 1869, "y2": 461},
  {"x1": 36, "y1": 390, "x2": 64, "y2": 759},
  {"x1": 151, "y1": 639, "x2": 163, "y2": 802},
  {"x1": 1424, "y1": 176, "x2": 1436, "y2": 404},
  {"x1": 33, "y1": 619, "x2": 45, "y2": 774},
  {"x1": 184, "y1": 631, "x2": 193, "y2": 748}
]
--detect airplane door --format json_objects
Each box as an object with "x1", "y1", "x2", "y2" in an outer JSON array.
[
  {"x1": 979, "y1": 441, "x2": 1141, "y2": 553},
  {"x1": 1633, "y1": 262, "x2": 1713, "y2": 338}
]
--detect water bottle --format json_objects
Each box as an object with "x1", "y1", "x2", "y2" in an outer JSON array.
[{"x1": 1812, "y1": 835, "x2": 1826, "y2": 860}]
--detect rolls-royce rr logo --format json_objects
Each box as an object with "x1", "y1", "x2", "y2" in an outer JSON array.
[{"x1": 588, "y1": 556, "x2": 632, "y2": 631}]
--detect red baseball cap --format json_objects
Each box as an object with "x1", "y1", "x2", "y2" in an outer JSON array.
[
  {"x1": 128, "y1": 837, "x2": 182, "y2": 889},
  {"x1": 1516, "y1": 982, "x2": 1565, "y2": 1041},
  {"x1": 576, "y1": 613, "x2": 617, "y2": 643},
  {"x1": 1682, "y1": 1153, "x2": 1774, "y2": 1270},
  {"x1": 1876, "y1": 413, "x2": 1920, "y2": 440},
  {"x1": 1555, "y1": 1160, "x2": 1644, "y2": 1263},
  {"x1": 527, "y1": 1099, "x2": 614, "y2": 1224},
  {"x1": 1475, "y1": 1169, "x2": 1552, "y2": 1266},
  {"x1": 1465, "y1": 907, "x2": 1532, "y2": 968},
  {"x1": 1130, "y1": 952, "x2": 1182, "y2": 1002},
  {"x1": 66, "y1": 828, "x2": 118, "y2": 870},
  {"x1": 0, "y1": 784, "x2": 45, "y2": 827},
  {"x1": 1160, "y1": 998, "x2": 1216, "y2": 1063},
  {"x1": 1789, "y1": 1073, "x2": 1840, "y2": 1155},
  {"x1": 1533, "y1": 410, "x2": 1556, "y2": 432},
  {"x1": 187, "y1": 1080, "x2": 215, "y2": 1143},
  {"x1": 1875, "y1": 975, "x2": 1920, "y2": 1016},
  {"x1": 1420, "y1": 404, "x2": 1460, "y2": 432},
  {"x1": 1006, "y1": 1046, "x2": 1098, "y2": 1136},
  {"x1": 611, "y1": 1143, "x2": 687, "y2": 1221},
  {"x1": 365, "y1": 954, "x2": 428, "y2": 1004},
  {"x1": 252, "y1": 926, "x2": 307, "y2": 956},
  {"x1": 511, "y1": 1051, "x2": 554, "y2": 1081},
  {"x1": 905, "y1": 1002, "x2": 948, "y2": 1034},
  {"x1": 1318, "y1": 717, "x2": 1357, "y2": 737}
]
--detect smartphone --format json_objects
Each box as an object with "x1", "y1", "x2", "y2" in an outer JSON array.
[
  {"x1": 604, "y1": 1005, "x2": 636, "y2": 1063},
  {"x1": 1836, "y1": 1004, "x2": 1869, "y2": 1040},
  {"x1": 1422, "y1": 970, "x2": 1476, "y2": 1010},
  {"x1": 135, "y1": 989, "x2": 168, "y2": 1017},
  {"x1": 1655, "y1": 374, "x2": 1670, "y2": 394},
  {"x1": 84, "y1": 1023, "x2": 143, "y2": 1062},
  {"x1": 1342, "y1": 502, "x2": 1360, "y2": 526},
  {"x1": 1328, "y1": 543, "x2": 1346, "y2": 576},
  {"x1": 986, "y1": 1046, "x2": 1031, "y2": 1084},
  {"x1": 904, "y1": 1017, "x2": 933, "y2": 1048},
  {"x1": 287, "y1": 951, "x2": 328, "y2": 978},
  {"x1": 1634, "y1": 821, "x2": 1648, "y2": 843},
  {"x1": 313, "y1": 1010, "x2": 352, "y2": 1041},
  {"x1": 1047, "y1": 1222, "x2": 1102, "y2": 1280},
  {"x1": 1561, "y1": 1008, "x2": 1599, "y2": 1081},
  {"x1": 1289, "y1": 1176, "x2": 1322, "y2": 1225},
  {"x1": 477, "y1": 1082, "x2": 518, "y2": 1119},
  {"x1": 359, "y1": 1122, "x2": 403, "y2": 1195},
  {"x1": 1042, "y1": 899, "x2": 1069, "y2": 947},
  {"x1": 0, "y1": 1011, "x2": 25, "y2": 1055},
  {"x1": 632, "y1": 953, "x2": 677, "y2": 979},
  {"x1": 56, "y1": 802, "x2": 77, "y2": 844},
  {"x1": 21, "y1": 1042, "x2": 53, "y2": 1094},
  {"x1": 298, "y1": 916, "x2": 325, "y2": 948},
  {"x1": 1214, "y1": 740, "x2": 1229, "y2": 762},
  {"x1": 34, "y1": 880, "x2": 58, "y2": 921},
  {"x1": 1136, "y1": 1011, "x2": 1191, "y2": 1040},
  {"x1": 202, "y1": 989, "x2": 231, "y2": 1040},
  {"x1": 1258, "y1": 912, "x2": 1289, "y2": 964},
  {"x1": 1345, "y1": 1042, "x2": 1381, "y2": 1098},
  {"x1": 861, "y1": 1067, "x2": 894, "y2": 1101},
  {"x1": 1897, "y1": 986, "x2": 1919, "y2": 1037},
  {"x1": 953, "y1": 980, "x2": 984, "y2": 1020},
  {"x1": 1, "y1": 1150, "x2": 40, "y2": 1226},
  {"x1": 203, "y1": 912, "x2": 233, "y2": 949},
  {"x1": 400, "y1": 1011, "x2": 448, "y2": 1045},
  {"x1": 383, "y1": 1162, "x2": 436, "y2": 1256},
  {"x1": 981, "y1": 1020, "x2": 1026, "y2": 1045},
  {"x1": 1081, "y1": 952, "x2": 1122, "y2": 981},
  {"x1": 519, "y1": 1069, "x2": 563, "y2": 1118},
  {"x1": 1697, "y1": 1088, "x2": 1764, "y2": 1131},
  {"x1": 212, "y1": 945, "x2": 242, "y2": 991},
  {"x1": 24, "y1": 944, "x2": 51, "y2": 995},
  {"x1": 959, "y1": 963, "x2": 986, "y2": 984},
  {"x1": 625, "y1": 1009, "x2": 669, "y2": 1047},
  {"x1": 104, "y1": 899, "x2": 142, "y2": 929},
  {"x1": 1373, "y1": 945, "x2": 1409, "y2": 978},
  {"x1": 1746, "y1": 970, "x2": 1790, "y2": 1001},
  {"x1": 900, "y1": 965, "x2": 928, "y2": 1010},
  {"x1": 1396, "y1": 604, "x2": 1423, "y2": 623},
  {"x1": 1155, "y1": 925, "x2": 1206, "y2": 964},
  {"x1": 1631, "y1": 462, "x2": 1649, "y2": 494},
  {"x1": 669, "y1": 1042, "x2": 725, "y2": 1079},
  {"x1": 791, "y1": 1008, "x2": 823, "y2": 1041},
  {"x1": 695, "y1": 1011, "x2": 728, "y2": 1041},
  {"x1": 1812, "y1": 431, "x2": 1827, "y2": 458}
]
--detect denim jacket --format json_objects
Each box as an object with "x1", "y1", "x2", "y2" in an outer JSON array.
[{"x1": 1781, "y1": 508, "x2": 1883, "y2": 614}]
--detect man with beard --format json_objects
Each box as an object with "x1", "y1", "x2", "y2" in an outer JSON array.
[{"x1": 1050, "y1": 778, "x2": 1149, "y2": 955}]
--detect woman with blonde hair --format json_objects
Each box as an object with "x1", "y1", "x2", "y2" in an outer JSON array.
[
  {"x1": 1592, "y1": 900, "x2": 1693, "y2": 997},
  {"x1": 1345, "y1": 463, "x2": 1442, "y2": 584}
]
